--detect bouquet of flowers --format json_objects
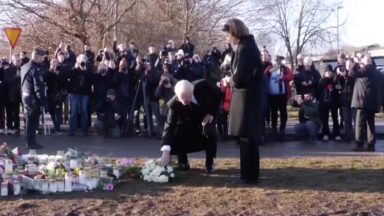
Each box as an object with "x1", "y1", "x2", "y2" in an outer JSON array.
[
  {"x1": 0, "y1": 142, "x2": 26, "y2": 166},
  {"x1": 141, "y1": 159, "x2": 175, "y2": 183}
]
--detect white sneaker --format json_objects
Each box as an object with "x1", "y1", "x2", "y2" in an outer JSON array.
[
  {"x1": 335, "y1": 136, "x2": 341, "y2": 141},
  {"x1": 0, "y1": 129, "x2": 4, "y2": 135},
  {"x1": 323, "y1": 135, "x2": 329, "y2": 141}
]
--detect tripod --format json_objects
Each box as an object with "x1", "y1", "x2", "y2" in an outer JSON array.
[{"x1": 125, "y1": 78, "x2": 153, "y2": 137}]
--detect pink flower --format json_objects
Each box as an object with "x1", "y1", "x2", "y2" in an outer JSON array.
[
  {"x1": 121, "y1": 158, "x2": 134, "y2": 166},
  {"x1": 105, "y1": 183, "x2": 114, "y2": 191}
]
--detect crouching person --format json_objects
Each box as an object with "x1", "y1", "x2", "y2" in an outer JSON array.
[
  {"x1": 93, "y1": 89, "x2": 123, "y2": 138},
  {"x1": 159, "y1": 80, "x2": 222, "y2": 173},
  {"x1": 293, "y1": 93, "x2": 321, "y2": 143}
]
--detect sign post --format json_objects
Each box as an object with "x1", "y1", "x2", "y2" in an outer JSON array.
[{"x1": 3, "y1": 27, "x2": 22, "y2": 63}]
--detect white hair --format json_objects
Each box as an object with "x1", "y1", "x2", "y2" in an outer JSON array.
[
  {"x1": 174, "y1": 80, "x2": 194, "y2": 98},
  {"x1": 303, "y1": 57, "x2": 312, "y2": 66}
]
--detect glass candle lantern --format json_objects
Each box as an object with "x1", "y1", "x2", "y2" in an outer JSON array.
[
  {"x1": 13, "y1": 180, "x2": 21, "y2": 196},
  {"x1": 57, "y1": 179, "x2": 65, "y2": 192},
  {"x1": 1, "y1": 182, "x2": 8, "y2": 196},
  {"x1": 64, "y1": 173, "x2": 72, "y2": 192}
]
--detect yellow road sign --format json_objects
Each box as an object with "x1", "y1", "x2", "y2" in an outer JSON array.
[{"x1": 3, "y1": 27, "x2": 22, "y2": 49}]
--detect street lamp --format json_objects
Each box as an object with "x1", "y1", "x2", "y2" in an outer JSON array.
[{"x1": 337, "y1": 5, "x2": 343, "y2": 54}]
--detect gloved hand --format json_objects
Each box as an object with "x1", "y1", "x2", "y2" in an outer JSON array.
[
  {"x1": 160, "y1": 150, "x2": 170, "y2": 167},
  {"x1": 114, "y1": 113, "x2": 121, "y2": 121}
]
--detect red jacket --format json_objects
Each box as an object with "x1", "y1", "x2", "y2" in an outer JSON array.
[
  {"x1": 264, "y1": 65, "x2": 293, "y2": 100},
  {"x1": 220, "y1": 79, "x2": 231, "y2": 112}
]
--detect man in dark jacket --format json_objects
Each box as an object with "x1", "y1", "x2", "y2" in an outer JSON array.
[
  {"x1": 160, "y1": 80, "x2": 222, "y2": 173},
  {"x1": 84, "y1": 45, "x2": 95, "y2": 72},
  {"x1": 335, "y1": 56, "x2": 355, "y2": 142},
  {"x1": 350, "y1": 55, "x2": 383, "y2": 151},
  {"x1": 223, "y1": 19, "x2": 263, "y2": 184},
  {"x1": 294, "y1": 57, "x2": 321, "y2": 98},
  {"x1": 94, "y1": 89, "x2": 123, "y2": 138},
  {"x1": 4, "y1": 57, "x2": 22, "y2": 136},
  {"x1": 21, "y1": 48, "x2": 48, "y2": 149}
]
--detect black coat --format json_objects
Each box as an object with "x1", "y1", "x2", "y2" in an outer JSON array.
[
  {"x1": 351, "y1": 64, "x2": 383, "y2": 112},
  {"x1": 161, "y1": 79, "x2": 222, "y2": 155},
  {"x1": 318, "y1": 77, "x2": 339, "y2": 106},
  {"x1": 294, "y1": 68, "x2": 321, "y2": 98},
  {"x1": 228, "y1": 35, "x2": 263, "y2": 138}
]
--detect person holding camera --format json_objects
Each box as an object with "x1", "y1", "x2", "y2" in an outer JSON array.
[
  {"x1": 56, "y1": 51, "x2": 71, "y2": 124},
  {"x1": 21, "y1": 48, "x2": 48, "y2": 149},
  {"x1": 44, "y1": 59, "x2": 67, "y2": 135},
  {"x1": 67, "y1": 54, "x2": 93, "y2": 136},
  {"x1": 264, "y1": 55, "x2": 293, "y2": 140},
  {"x1": 318, "y1": 64, "x2": 341, "y2": 142},
  {"x1": 155, "y1": 64, "x2": 177, "y2": 126},
  {"x1": 92, "y1": 62, "x2": 116, "y2": 117},
  {"x1": 293, "y1": 93, "x2": 321, "y2": 143},
  {"x1": 335, "y1": 54, "x2": 355, "y2": 142},
  {"x1": 174, "y1": 50, "x2": 192, "y2": 81},
  {"x1": 94, "y1": 89, "x2": 123, "y2": 138},
  {"x1": 294, "y1": 57, "x2": 321, "y2": 99}
]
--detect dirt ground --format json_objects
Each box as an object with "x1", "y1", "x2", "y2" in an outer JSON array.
[{"x1": 0, "y1": 157, "x2": 383, "y2": 216}]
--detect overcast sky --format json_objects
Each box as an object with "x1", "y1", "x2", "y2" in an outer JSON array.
[{"x1": 339, "y1": 0, "x2": 384, "y2": 47}]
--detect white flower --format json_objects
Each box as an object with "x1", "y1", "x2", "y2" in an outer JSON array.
[
  {"x1": 155, "y1": 175, "x2": 169, "y2": 183},
  {"x1": 166, "y1": 166, "x2": 173, "y2": 173},
  {"x1": 46, "y1": 161, "x2": 56, "y2": 171}
]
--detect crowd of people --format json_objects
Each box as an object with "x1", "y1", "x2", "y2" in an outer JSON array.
[
  {"x1": 0, "y1": 37, "x2": 233, "y2": 146},
  {"x1": 0, "y1": 27, "x2": 382, "y2": 153}
]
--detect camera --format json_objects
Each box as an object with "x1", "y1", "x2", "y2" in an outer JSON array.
[
  {"x1": 80, "y1": 62, "x2": 86, "y2": 67},
  {"x1": 163, "y1": 79, "x2": 170, "y2": 85}
]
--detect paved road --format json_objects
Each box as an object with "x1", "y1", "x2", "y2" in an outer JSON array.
[{"x1": 1, "y1": 134, "x2": 384, "y2": 158}]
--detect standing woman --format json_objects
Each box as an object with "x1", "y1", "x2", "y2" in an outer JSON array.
[{"x1": 222, "y1": 19, "x2": 263, "y2": 184}]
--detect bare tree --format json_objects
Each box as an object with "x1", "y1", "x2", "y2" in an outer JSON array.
[{"x1": 250, "y1": 0, "x2": 342, "y2": 69}]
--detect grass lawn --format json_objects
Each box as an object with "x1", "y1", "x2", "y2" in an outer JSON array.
[{"x1": 1, "y1": 157, "x2": 384, "y2": 216}]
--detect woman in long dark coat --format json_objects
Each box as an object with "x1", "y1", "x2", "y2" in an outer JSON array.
[{"x1": 222, "y1": 18, "x2": 263, "y2": 184}]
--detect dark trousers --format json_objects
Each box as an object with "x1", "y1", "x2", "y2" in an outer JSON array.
[
  {"x1": 269, "y1": 94, "x2": 287, "y2": 133},
  {"x1": 22, "y1": 96, "x2": 40, "y2": 145},
  {"x1": 319, "y1": 103, "x2": 340, "y2": 137},
  {"x1": 237, "y1": 136, "x2": 259, "y2": 182},
  {"x1": 6, "y1": 101, "x2": 20, "y2": 130},
  {"x1": 294, "y1": 120, "x2": 318, "y2": 140},
  {"x1": 342, "y1": 106, "x2": 355, "y2": 140},
  {"x1": 217, "y1": 110, "x2": 229, "y2": 140},
  {"x1": 48, "y1": 99, "x2": 63, "y2": 132},
  {"x1": 177, "y1": 136, "x2": 216, "y2": 169},
  {"x1": 355, "y1": 109, "x2": 376, "y2": 147},
  {"x1": 0, "y1": 101, "x2": 6, "y2": 129}
]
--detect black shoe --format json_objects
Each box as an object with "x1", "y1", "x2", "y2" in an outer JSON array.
[
  {"x1": 206, "y1": 164, "x2": 216, "y2": 174},
  {"x1": 26, "y1": 143, "x2": 44, "y2": 149},
  {"x1": 351, "y1": 146, "x2": 365, "y2": 152},
  {"x1": 366, "y1": 145, "x2": 375, "y2": 152},
  {"x1": 176, "y1": 163, "x2": 190, "y2": 171},
  {"x1": 233, "y1": 177, "x2": 258, "y2": 185}
]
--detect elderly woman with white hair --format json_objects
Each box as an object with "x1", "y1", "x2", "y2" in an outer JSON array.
[
  {"x1": 160, "y1": 79, "x2": 222, "y2": 173},
  {"x1": 67, "y1": 54, "x2": 93, "y2": 136},
  {"x1": 293, "y1": 56, "x2": 321, "y2": 98}
]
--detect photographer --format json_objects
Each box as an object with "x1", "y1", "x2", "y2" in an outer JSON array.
[
  {"x1": 174, "y1": 50, "x2": 192, "y2": 81},
  {"x1": 190, "y1": 54, "x2": 205, "y2": 81},
  {"x1": 335, "y1": 54, "x2": 355, "y2": 142},
  {"x1": 44, "y1": 59, "x2": 66, "y2": 135},
  {"x1": 146, "y1": 46, "x2": 158, "y2": 67},
  {"x1": 154, "y1": 49, "x2": 168, "y2": 71},
  {"x1": 94, "y1": 89, "x2": 123, "y2": 138},
  {"x1": 84, "y1": 44, "x2": 95, "y2": 72},
  {"x1": 67, "y1": 54, "x2": 93, "y2": 136},
  {"x1": 294, "y1": 57, "x2": 321, "y2": 98},
  {"x1": 318, "y1": 64, "x2": 341, "y2": 142},
  {"x1": 155, "y1": 64, "x2": 177, "y2": 125},
  {"x1": 293, "y1": 94, "x2": 320, "y2": 143},
  {"x1": 92, "y1": 62, "x2": 116, "y2": 117},
  {"x1": 57, "y1": 51, "x2": 71, "y2": 124}
]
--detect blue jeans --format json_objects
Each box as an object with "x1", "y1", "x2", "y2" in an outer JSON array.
[{"x1": 69, "y1": 94, "x2": 89, "y2": 135}]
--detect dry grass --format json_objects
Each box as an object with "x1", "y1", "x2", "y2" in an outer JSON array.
[{"x1": 0, "y1": 157, "x2": 384, "y2": 216}]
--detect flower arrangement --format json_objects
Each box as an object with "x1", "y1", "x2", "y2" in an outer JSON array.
[{"x1": 141, "y1": 159, "x2": 175, "y2": 183}]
